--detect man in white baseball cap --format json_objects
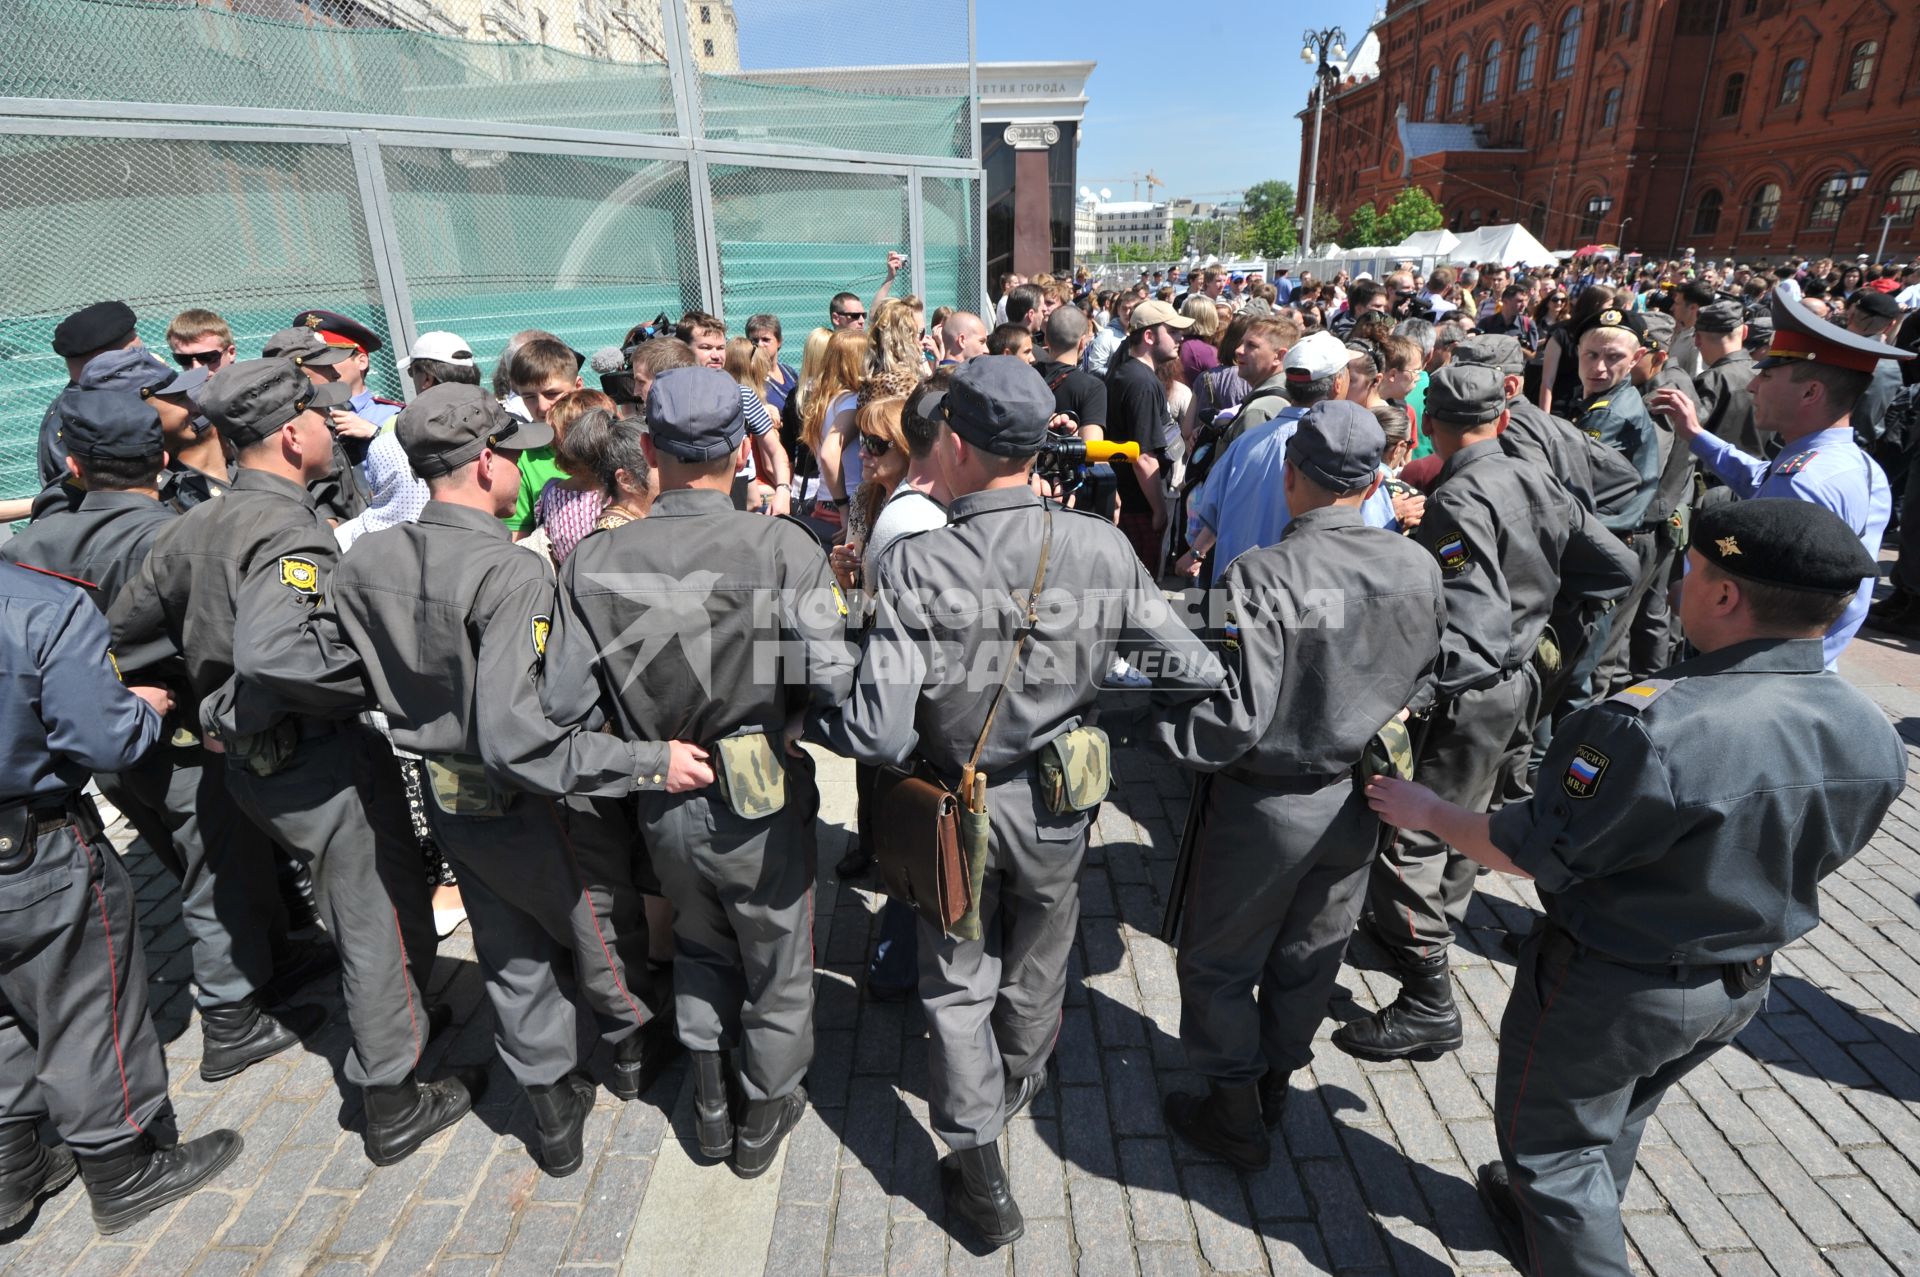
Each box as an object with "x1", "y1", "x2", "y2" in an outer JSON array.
[{"x1": 398, "y1": 332, "x2": 480, "y2": 396}]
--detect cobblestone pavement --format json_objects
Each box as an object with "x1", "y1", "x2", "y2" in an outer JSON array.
[{"x1": 7, "y1": 636, "x2": 1920, "y2": 1276}]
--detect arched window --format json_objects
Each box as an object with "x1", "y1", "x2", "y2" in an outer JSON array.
[
  {"x1": 1890, "y1": 168, "x2": 1920, "y2": 226},
  {"x1": 1693, "y1": 189, "x2": 1723, "y2": 236},
  {"x1": 1578, "y1": 193, "x2": 1609, "y2": 239},
  {"x1": 1468, "y1": 207, "x2": 1485, "y2": 228},
  {"x1": 1528, "y1": 201, "x2": 1547, "y2": 235},
  {"x1": 1807, "y1": 174, "x2": 1844, "y2": 228},
  {"x1": 1554, "y1": 7, "x2": 1583, "y2": 80},
  {"x1": 1516, "y1": 25, "x2": 1540, "y2": 90},
  {"x1": 1451, "y1": 53, "x2": 1469, "y2": 114},
  {"x1": 1847, "y1": 41, "x2": 1878, "y2": 93},
  {"x1": 1482, "y1": 41, "x2": 1502, "y2": 100},
  {"x1": 1616, "y1": 1, "x2": 1633, "y2": 36},
  {"x1": 1424, "y1": 66, "x2": 1440, "y2": 119},
  {"x1": 1778, "y1": 58, "x2": 1806, "y2": 106},
  {"x1": 1549, "y1": 108, "x2": 1565, "y2": 140},
  {"x1": 1745, "y1": 183, "x2": 1781, "y2": 232},
  {"x1": 1600, "y1": 87, "x2": 1621, "y2": 129},
  {"x1": 1512, "y1": 109, "x2": 1527, "y2": 145},
  {"x1": 1720, "y1": 72, "x2": 1745, "y2": 117}
]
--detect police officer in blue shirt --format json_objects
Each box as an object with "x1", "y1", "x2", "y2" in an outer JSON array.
[
  {"x1": 1649, "y1": 291, "x2": 1913, "y2": 666},
  {"x1": 1365, "y1": 498, "x2": 1907, "y2": 1277},
  {"x1": 0, "y1": 563, "x2": 243, "y2": 1237}
]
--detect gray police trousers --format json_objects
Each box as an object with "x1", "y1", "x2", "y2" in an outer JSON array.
[
  {"x1": 1497, "y1": 925, "x2": 1767, "y2": 1276},
  {"x1": 638, "y1": 789, "x2": 815, "y2": 1103},
  {"x1": 1369, "y1": 669, "x2": 1533, "y2": 963},
  {"x1": 1176, "y1": 774, "x2": 1377, "y2": 1085},
  {"x1": 226, "y1": 726, "x2": 436, "y2": 1089},
  {"x1": 0, "y1": 820, "x2": 175, "y2": 1154},
  {"x1": 100, "y1": 743, "x2": 284, "y2": 1008},
  {"x1": 426, "y1": 793, "x2": 659, "y2": 1089},
  {"x1": 919, "y1": 771, "x2": 1086, "y2": 1152}
]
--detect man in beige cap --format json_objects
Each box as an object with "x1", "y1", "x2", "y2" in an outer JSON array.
[{"x1": 1106, "y1": 298, "x2": 1192, "y2": 571}]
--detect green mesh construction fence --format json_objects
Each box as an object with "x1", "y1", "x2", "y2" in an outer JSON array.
[{"x1": 0, "y1": 0, "x2": 982, "y2": 503}]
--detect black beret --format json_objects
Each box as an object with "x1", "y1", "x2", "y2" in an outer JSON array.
[
  {"x1": 1573, "y1": 304, "x2": 1647, "y2": 346},
  {"x1": 1695, "y1": 299, "x2": 1746, "y2": 334},
  {"x1": 52, "y1": 301, "x2": 137, "y2": 358},
  {"x1": 1423, "y1": 363, "x2": 1507, "y2": 426},
  {"x1": 1691, "y1": 498, "x2": 1877, "y2": 595},
  {"x1": 1851, "y1": 289, "x2": 1900, "y2": 321}
]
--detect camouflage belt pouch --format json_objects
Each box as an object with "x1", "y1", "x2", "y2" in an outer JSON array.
[
  {"x1": 1359, "y1": 718, "x2": 1416, "y2": 784},
  {"x1": 1534, "y1": 627, "x2": 1563, "y2": 677},
  {"x1": 1037, "y1": 726, "x2": 1111, "y2": 816},
  {"x1": 424, "y1": 754, "x2": 511, "y2": 818},
  {"x1": 714, "y1": 734, "x2": 787, "y2": 821},
  {"x1": 230, "y1": 719, "x2": 299, "y2": 778}
]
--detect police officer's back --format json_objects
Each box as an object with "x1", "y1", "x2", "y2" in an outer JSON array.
[
  {"x1": 1368, "y1": 499, "x2": 1905, "y2": 1277},
  {"x1": 811, "y1": 356, "x2": 1222, "y2": 1248},
  {"x1": 1153, "y1": 401, "x2": 1445, "y2": 1172},
  {"x1": 541, "y1": 366, "x2": 850, "y2": 1180},
  {"x1": 0, "y1": 562, "x2": 244, "y2": 1237}
]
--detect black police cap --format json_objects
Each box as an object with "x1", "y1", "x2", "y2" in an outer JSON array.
[
  {"x1": 52, "y1": 301, "x2": 137, "y2": 358},
  {"x1": 57, "y1": 388, "x2": 163, "y2": 462},
  {"x1": 1691, "y1": 498, "x2": 1877, "y2": 595},
  {"x1": 941, "y1": 355, "x2": 1053, "y2": 457}
]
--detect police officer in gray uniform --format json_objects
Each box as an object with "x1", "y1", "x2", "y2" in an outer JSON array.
[
  {"x1": 110, "y1": 360, "x2": 477, "y2": 1166},
  {"x1": 2, "y1": 388, "x2": 330, "y2": 1083},
  {"x1": 36, "y1": 301, "x2": 140, "y2": 489},
  {"x1": 321, "y1": 384, "x2": 698, "y2": 1176},
  {"x1": 811, "y1": 356, "x2": 1222, "y2": 1247},
  {"x1": 1343, "y1": 364, "x2": 1636, "y2": 1062},
  {"x1": 1366, "y1": 498, "x2": 1906, "y2": 1277},
  {"x1": 1153, "y1": 401, "x2": 1445, "y2": 1172},
  {"x1": 1692, "y1": 299, "x2": 1762, "y2": 459},
  {"x1": 0, "y1": 562, "x2": 242, "y2": 1236},
  {"x1": 260, "y1": 326, "x2": 371, "y2": 523},
  {"x1": 541, "y1": 366, "x2": 852, "y2": 1180}
]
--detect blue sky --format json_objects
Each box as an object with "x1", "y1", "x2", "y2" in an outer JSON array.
[{"x1": 976, "y1": 0, "x2": 1388, "y2": 203}]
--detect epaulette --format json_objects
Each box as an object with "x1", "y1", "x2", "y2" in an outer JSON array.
[
  {"x1": 1605, "y1": 678, "x2": 1677, "y2": 713},
  {"x1": 1775, "y1": 451, "x2": 1817, "y2": 476},
  {"x1": 373, "y1": 396, "x2": 405, "y2": 407},
  {"x1": 1588, "y1": 398, "x2": 1611, "y2": 411}
]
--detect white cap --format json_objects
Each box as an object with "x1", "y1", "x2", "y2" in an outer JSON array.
[
  {"x1": 1283, "y1": 330, "x2": 1351, "y2": 381},
  {"x1": 396, "y1": 331, "x2": 476, "y2": 371}
]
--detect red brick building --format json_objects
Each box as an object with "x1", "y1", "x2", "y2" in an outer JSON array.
[{"x1": 1297, "y1": 0, "x2": 1920, "y2": 261}]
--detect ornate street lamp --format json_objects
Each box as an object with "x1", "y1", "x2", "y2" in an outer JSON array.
[{"x1": 1300, "y1": 25, "x2": 1347, "y2": 259}]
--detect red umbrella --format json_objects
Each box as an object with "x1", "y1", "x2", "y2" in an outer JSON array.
[{"x1": 1574, "y1": 243, "x2": 1619, "y2": 257}]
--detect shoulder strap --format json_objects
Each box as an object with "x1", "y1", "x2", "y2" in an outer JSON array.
[{"x1": 963, "y1": 506, "x2": 1054, "y2": 777}]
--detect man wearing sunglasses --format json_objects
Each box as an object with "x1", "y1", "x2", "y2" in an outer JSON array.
[
  {"x1": 165, "y1": 309, "x2": 237, "y2": 378},
  {"x1": 829, "y1": 292, "x2": 867, "y2": 330},
  {"x1": 111, "y1": 359, "x2": 479, "y2": 1168}
]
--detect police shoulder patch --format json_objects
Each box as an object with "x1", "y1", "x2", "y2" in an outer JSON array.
[
  {"x1": 1562, "y1": 744, "x2": 1610, "y2": 799},
  {"x1": 1435, "y1": 533, "x2": 1470, "y2": 575},
  {"x1": 1775, "y1": 451, "x2": 1817, "y2": 476},
  {"x1": 1221, "y1": 610, "x2": 1240, "y2": 652},
  {"x1": 1606, "y1": 677, "x2": 1676, "y2": 713},
  {"x1": 531, "y1": 614, "x2": 551, "y2": 657},
  {"x1": 279, "y1": 556, "x2": 320, "y2": 594}
]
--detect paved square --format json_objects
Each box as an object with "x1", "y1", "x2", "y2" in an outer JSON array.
[{"x1": 5, "y1": 636, "x2": 1920, "y2": 1275}]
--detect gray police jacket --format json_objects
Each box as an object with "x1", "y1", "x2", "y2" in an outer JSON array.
[
  {"x1": 1153, "y1": 504, "x2": 1445, "y2": 777},
  {"x1": 1491, "y1": 638, "x2": 1905, "y2": 964},
  {"x1": 541, "y1": 487, "x2": 854, "y2": 747},
  {"x1": 1417, "y1": 440, "x2": 1637, "y2": 699},
  {"x1": 813, "y1": 486, "x2": 1223, "y2": 779},
  {"x1": 0, "y1": 490, "x2": 176, "y2": 613},
  {"x1": 109, "y1": 468, "x2": 365, "y2": 736},
  {"x1": 324, "y1": 501, "x2": 670, "y2": 798}
]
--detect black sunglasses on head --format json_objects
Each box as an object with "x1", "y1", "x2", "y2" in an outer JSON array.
[{"x1": 173, "y1": 349, "x2": 225, "y2": 368}]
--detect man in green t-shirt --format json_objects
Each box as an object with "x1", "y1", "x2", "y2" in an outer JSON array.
[{"x1": 504, "y1": 338, "x2": 585, "y2": 534}]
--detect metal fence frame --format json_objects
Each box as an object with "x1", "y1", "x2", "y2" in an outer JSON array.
[{"x1": 0, "y1": 0, "x2": 984, "y2": 378}]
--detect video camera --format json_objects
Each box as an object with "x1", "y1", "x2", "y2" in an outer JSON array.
[{"x1": 1035, "y1": 415, "x2": 1140, "y2": 502}]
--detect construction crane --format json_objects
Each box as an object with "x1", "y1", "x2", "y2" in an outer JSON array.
[{"x1": 1082, "y1": 170, "x2": 1165, "y2": 202}]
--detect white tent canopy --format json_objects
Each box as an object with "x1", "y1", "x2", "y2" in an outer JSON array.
[
  {"x1": 1390, "y1": 229, "x2": 1460, "y2": 258},
  {"x1": 1447, "y1": 223, "x2": 1559, "y2": 268}
]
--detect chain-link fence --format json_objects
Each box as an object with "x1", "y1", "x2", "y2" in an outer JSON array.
[{"x1": 0, "y1": 0, "x2": 982, "y2": 502}]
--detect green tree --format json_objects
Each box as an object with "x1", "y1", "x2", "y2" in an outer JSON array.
[
  {"x1": 1344, "y1": 202, "x2": 1383, "y2": 247},
  {"x1": 1241, "y1": 180, "x2": 1296, "y2": 224},
  {"x1": 1309, "y1": 208, "x2": 1343, "y2": 250},
  {"x1": 1170, "y1": 218, "x2": 1192, "y2": 258},
  {"x1": 1377, "y1": 186, "x2": 1447, "y2": 243},
  {"x1": 1248, "y1": 207, "x2": 1297, "y2": 257}
]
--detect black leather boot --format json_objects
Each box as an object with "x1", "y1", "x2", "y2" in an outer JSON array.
[
  {"x1": 0, "y1": 1121, "x2": 76, "y2": 1230},
  {"x1": 941, "y1": 1143, "x2": 1024, "y2": 1247},
  {"x1": 277, "y1": 855, "x2": 325, "y2": 934},
  {"x1": 74, "y1": 1130, "x2": 242, "y2": 1236},
  {"x1": 1329, "y1": 953, "x2": 1464, "y2": 1061},
  {"x1": 526, "y1": 1074, "x2": 596, "y2": 1178},
  {"x1": 258, "y1": 937, "x2": 340, "y2": 1010},
  {"x1": 1002, "y1": 1070, "x2": 1046, "y2": 1124},
  {"x1": 731, "y1": 1088, "x2": 806, "y2": 1179},
  {"x1": 1256, "y1": 1071, "x2": 1291, "y2": 1131},
  {"x1": 1164, "y1": 1081, "x2": 1270, "y2": 1171},
  {"x1": 609, "y1": 1016, "x2": 682, "y2": 1102},
  {"x1": 361, "y1": 1068, "x2": 487, "y2": 1167},
  {"x1": 198, "y1": 999, "x2": 327, "y2": 1082},
  {"x1": 1477, "y1": 1161, "x2": 1531, "y2": 1270},
  {"x1": 690, "y1": 1051, "x2": 734, "y2": 1161}
]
